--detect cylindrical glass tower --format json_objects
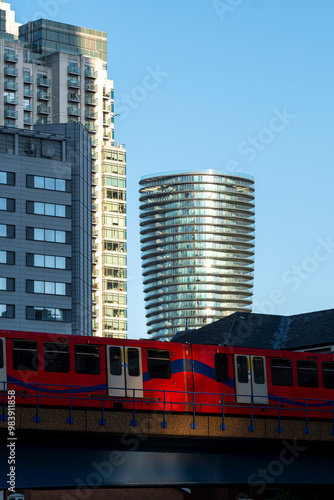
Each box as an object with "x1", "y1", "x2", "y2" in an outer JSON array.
[{"x1": 139, "y1": 170, "x2": 255, "y2": 340}]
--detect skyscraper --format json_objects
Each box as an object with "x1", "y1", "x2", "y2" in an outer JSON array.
[
  {"x1": 139, "y1": 171, "x2": 255, "y2": 340},
  {"x1": 0, "y1": 2, "x2": 127, "y2": 338}
]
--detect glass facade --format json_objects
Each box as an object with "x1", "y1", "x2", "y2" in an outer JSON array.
[{"x1": 139, "y1": 171, "x2": 255, "y2": 340}]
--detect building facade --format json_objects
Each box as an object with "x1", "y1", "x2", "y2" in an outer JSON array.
[
  {"x1": 139, "y1": 171, "x2": 255, "y2": 340},
  {"x1": 0, "y1": 2, "x2": 127, "y2": 338},
  {"x1": 0, "y1": 123, "x2": 91, "y2": 335}
]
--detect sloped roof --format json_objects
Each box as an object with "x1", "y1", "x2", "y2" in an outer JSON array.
[{"x1": 173, "y1": 308, "x2": 334, "y2": 350}]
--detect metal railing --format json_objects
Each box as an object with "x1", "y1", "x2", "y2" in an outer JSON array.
[{"x1": 1, "y1": 381, "x2": 334, "y2": 435}]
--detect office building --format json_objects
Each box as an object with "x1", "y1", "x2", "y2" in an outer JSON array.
[
  {"x1": 139, "y1": 171, "x2": 255, "y2": 340},
  {"x1": 0, "y1": 2, "x2": 127, "y2": 338},
  {"x1": 0, "y1": 123, "x2": 91, "y2": 335}
]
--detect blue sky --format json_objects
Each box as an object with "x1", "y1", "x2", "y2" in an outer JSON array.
[{"x1": 13, "y1": 0, "x2": 334, "y2": 339}]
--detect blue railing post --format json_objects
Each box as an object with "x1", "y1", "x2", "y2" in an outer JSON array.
[
  {"x1": 99, "y1": 388, "x2": 106, "y2": 426},
  {"x1": 67, "y1": 385, "x2": 74, "y2": 425},
  {"x1": 161, "y1": 390, "x2": 167, "y2": 428},
  {"x1": 191, "y1": 391, "x2": 197, "y2": 429},
  {"x1": 304, "y1": 399, "x2": 310, "y2": 435},
  {"x1": 276, "y1": 397, "x2": 283, "y2": 433},
  {"x1": 248, "y1": 394, "x2": 255, "y2": 432},
  {"x1": 130, "y1": 388, "x2": 137, "y2": 427},
  {"x1": 34, "y1": 383, "x2": 41, "y2": 423},
  {"x1": 331, "y1": 402, "x2": 334, "y2": 436},
  {"x1": 0, "y1": 381, "x2": 7, "y2": 422},
  {"x1": 220, "y1": 394, "x2": 226, "y2": 431}
]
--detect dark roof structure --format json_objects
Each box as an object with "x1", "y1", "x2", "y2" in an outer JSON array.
[{"x1": 173, "y1": 308, "x2": 334, "y2": 350}]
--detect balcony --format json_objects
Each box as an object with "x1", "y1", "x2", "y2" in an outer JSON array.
[
  {"x1": 4, "y1": 96, "x2": 18, "y2": 105},
  {"x1": 4, "y1": 121, "x2": 17, "y2": 128},
  {"x1": 85, "y1": 122, "x2": 97, "y2": 133},
  {"x1": 4, "y1": 109, "x2": 18, "y2": 119},
  {"x1": 85, "y1": 109, "x2": 96, "y2": 120},
  {"x1": 85, "y1": 82, "x2": 96, "y2": 92},
  {"x1": 23, "y1": 88, "x2": 33, "y2": 97},
  {"x1": 85, "y1": 96, "x2": 97, "y2": 106},
  {"x1": 24, "y1": 104, "x2": 34, "y2": 111},
  {"x1": 37, "y1": 90, "x2": 51, "y2": 100},
  {"x1": 23, "y1": 74, "x2": 33, "y2": 84},
  {"x1": 68, "y1": 92, "x2": 81, "y2": 103},
  {"x1": 37, "y1": 76, "x2": 50, "y2": 87},
  {"x1": 68, "y1": 106, "x2": 81, "y2": 116},
  {"x1": 103, "y1": 89, "x2": 110, "y2": 99},
  {"x1": 4, "y1": 66, "x2": 18, "y2": 77},
  {"x1": 68, "y1": 117, "x2": 79, "y2": 123},
  {"x1": 103, "y1": 105, "x2": 111, "y2": 113},
  {"x1": 37, "y1": 104, "x2": 51, "y2": 114},
  {"x1": 85, "y1": 67, "x2": 97, "y2": 79},
  {"x1": 4, "y1": 80, "x2": 18, "y2": 91},
  {"x1": 24, "y1": 116, "x2": 34, "y2": 125},
  {"x1": 4, "y1": 52, "x2": 18, "y2": 63},
  {"x1": 36, "y1": 118, "x2": 50, "y2": 125},
  {"x1": 68, "y1": 77, "x2": 81, "y2": 88},
  {"x1": 68, "y1": 64, "x2": 81, "y2": 75}
]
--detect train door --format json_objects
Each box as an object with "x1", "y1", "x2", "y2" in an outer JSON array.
[
  {"x1": 234, "y1": 354, "x2": 268, "y2": 404},
  {"x1": 106, "y1": 345, "x2": 143, "y2": 398},
  {"x1": 0, "y1": 338, "x2": 6, "y2": 391}
]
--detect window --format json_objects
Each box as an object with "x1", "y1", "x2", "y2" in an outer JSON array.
[
  {"x1": 214, "y1": 353, "x2": 229, "y2": 383},
  {"x1": 0, "y1": 304, "x2": 14, "y2": 318},
  {"x1": 297, "y1": 360, "x2": 318, "y2": 388},
  {"x1": 12, "y1": 340, "x2": 39, "y2": 371},
  {"x1": 26, "y1": 227, "x2": 69, "y2": 244},
  {"x1": 26, "y1": 254, "x2": 68, "y2": 269},
  {"x1": 0, "y1": 339, "x2": 3, "y2": 368},
  {"x1": 0, "y1": 171, "x2": 15, "y2": 185},
  {"x1": 147, "y1": 349, "x2": 171, "y2": 379},
  {"x1": 0, "y1": 198, "x2": 15, "y2": 212},
  {"x1": 0, "y1": 224, "x2": 15, "y2": 238},
  {"x1": 26, "y1": 280, "x2": 70, "y2": 296},
  {"x1": 0, "y1": 278, "x2": 15, "y2": 291},
  {"x1": 27, "y1": 175, "x2": 69, "y2": 192},
  {"x1": 26, "y1": 306, "x2": 70, "y2": 322},
  {"x1": 0, "y1": 251, "x2": 15, "y2": 265},
  {"x1": 75, "y1": 345, "x2": 100, "y2": 375},
  {"x1": 44, "y1": 342, "x2": 70, "y2": 373},
  {"x1": 271, "y1": 358, "x2": 293, "y2": 386},
  {"x1": 253, "y1": 357, "x2": 265, "y2": 385},
  {"x1": 323, "y1": 362, "x2": 334, "y2": 389},
  {"x1": 128, "y1": 348, "x2": 140, "y2": 377},
  {"x1": 109, "y1": 346, "x2": 122, "y2": 375},
  {"x1": 236, "y1": 356, "x2": 248, "y2": 383},
  {"x1": 26, "y1": 201, "x2": 69, "y2": 218}
]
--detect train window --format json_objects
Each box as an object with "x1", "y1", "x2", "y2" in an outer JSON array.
[
  {"x1": 323, "y1": 362, "x2": 334, "y2": 389},
  {"x1": 237, "y1": 356, "x2": 248, "y2": 383},
  {"x1": 147, "y1": 349, "x2": 171, "y2": 379},
  {"x1": 214, "y1": 353, "x2": 229, "y2": 383},
  {"x1": 253, "y1": 357, "x2": 265, "y2": 385},
  {"x1": 128, "y1": 348, "x2": 140, "y2": 377},
  {"x1": 0, "y1": 339, "x2": 3, "y2": 369},
  {"x1": 12, "y1": 340, "x2": 39, "y2": 371},
  {"x1": 44, "y1": 342, "x2": 69, "y2": 373},
  {"x1": 75, "y1": 345, "x2": 100, "y2": 375},
  {"x1": 109, "y1": 347, "x2": 122, "y2": 375},
  {"x1": 271, "y1": 358, "x2": 293, "y2": 386},
  {"x1": 297, "y1": 360, "x2": 318, "y2": 388}
]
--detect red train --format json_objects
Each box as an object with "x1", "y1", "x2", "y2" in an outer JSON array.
[{"x1": 1, "y1": 329, "x2": 334, "y2": 421}]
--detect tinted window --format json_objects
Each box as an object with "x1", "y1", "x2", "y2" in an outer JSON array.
[
  {"x1": 13, "y1": 339, "x2": 39, "y2": 371},
  {"x1": 323, "y1": 362, "x2": 334, "y2": 389},
  {"x1": 109, "y1": 346, "x2": 122, "y2": 376},
  {"x1": 214, "y1": 353, "x2": 229, "y2": 383},
  {"x1": 0, "y1": 339, "x2": 3, "y2": 369},
  {"x1": 271, "y1": 358, "x2": 293, "y2": 386},
  {"x1": 253, "y1": 357, "x2": 265, "y2": 385},
  {"x1": 128, "y1": 348, "x2": 140, "y2": 377},
  {"x1": 75, "y1": 345, "x2": 100, "y2": 375},
  {"x1": 44, "y1": 342, "x2": 69, "y2": 373},
  {"x1": 147, "y1": 349, "x2": 171, "y2": 379},
  {"x1": 297, "y1": 360, "x2": 318, "y2": 388},
  {"x1": 237, "y1": 356, "x2": 248, "y2": 383}
]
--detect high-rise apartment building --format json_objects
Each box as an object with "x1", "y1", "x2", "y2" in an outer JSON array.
[
  {"x1": 139, "y1": 171, "x2": 255, "y2": 340},
  {"x1": 0, "y1": 2, "x2": 127, "y2": 338},
  {"x1": 0, "y1": 123, "x2": 92, "y2": 335}
]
